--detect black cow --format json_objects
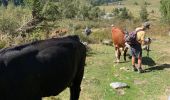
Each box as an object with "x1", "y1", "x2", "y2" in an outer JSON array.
[{"x1": 0, "y1": 35, "x2": 86, "y2": 100}]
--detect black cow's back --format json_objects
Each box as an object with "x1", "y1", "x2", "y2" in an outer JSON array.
[{"x1": 0, "y1": 35, "x2": 86, "y2": 100}]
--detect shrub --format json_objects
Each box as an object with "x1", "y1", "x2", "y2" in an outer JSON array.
[
  {"x1": 28, "y1": 29, "x2": 46, "y2": 41},
  {"x1": 144, "y1": 1, "x2": 151, "y2": 5},
  {"x1": 0, "y1": 17, "x2": 19, "y2": 34},
  {"x1": 0, "y1": 4, "x2": 32, "y2": 34},
  {"x1": 160, "y1": 0, "x2": 170, "y2": 24},
  {"x1": 0, "y1": 40, "x2": 6, "y2": 48},
  {"x1": 112, "y1": 7, "x2": 133, "y2": 20},
  {"x1": 134, "y1": 2, "x2": 138, "y2": 5},
  {"x1": 139, "y1": 5, "x2": 149, "y2": 22},
  {"x1": 42, "y1": 2, "x2": 60, "y2": 21}
]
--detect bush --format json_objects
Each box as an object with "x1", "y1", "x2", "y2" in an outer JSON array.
[
  {"x1": 112, "y1": 7, "x2": 133, "y2": 20},
  {"x1": 42, "y1": 2, "x2": 60, "y2": 21},
  {"x1": 144, "y1": 1, "x2": 151, "y2": 5},
  {"x1": 134, "y1": 2, "x2": 138, "y2": 5},
  {"x1": 0, "y1": 41, "x2": 6, "y2": 48},
  {"x1": 0, "y1": 17, "x2": 19, "y2": 34},
  {"x1": 160, "y1": 0, "x2": 170, "y2": 24},
  {"x1": 0, "y1": 4, "x2": 32, "y2": 34},
  {"x1": 140, "y1": 5, "x2": 149, "y2": 22},
  {"x1": 28, "y1": 29, "x2": 46, "y2": 41}
]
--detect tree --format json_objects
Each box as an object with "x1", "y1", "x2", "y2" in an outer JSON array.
[
  {"x1": 2, "y1": 0, "x2": 8, "y2": 8},
  {"x1": 160, "y1": 0, "x2": 170, "y2": 24},
  {"x1": 32, "y1": 0, "x2": 45, "y2": 19},
  {"x1": 42, "y1": 2, "x2": 60, "y2": 21}
]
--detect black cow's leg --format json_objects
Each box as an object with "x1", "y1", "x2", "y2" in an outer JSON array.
[
  {"x1": 118, "y1": 48, "x2": 121, "y2": 61},
  {"x1": 70, "y1": 56, "x2": 85, "y2": 100},
  {"x1": 70, "y1": 66, "x2": 84, "y2": 100},
  {"x1": 70, "y1": 84, "x2": 81, "y2": 100}
]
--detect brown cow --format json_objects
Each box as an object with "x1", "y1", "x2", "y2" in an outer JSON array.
[
  {"x1": 50, "y1": 28, "x2": 68, "y2": 38},
  {"x1": 111, "y1": 26, "x2": 128, "y2": 63}
]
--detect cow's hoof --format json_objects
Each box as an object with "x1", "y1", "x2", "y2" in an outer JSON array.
[{"x1": 116, "y1": 60, "x2": 120, "y2": 63}]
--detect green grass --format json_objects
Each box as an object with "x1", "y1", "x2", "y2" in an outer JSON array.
[{"x1": 43, "y1": 36, "x2": 170, "y2": 100}]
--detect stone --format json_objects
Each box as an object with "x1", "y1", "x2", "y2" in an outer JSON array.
[{"x1": 110, "y1": 82, "x2": 128, "y2": 89}]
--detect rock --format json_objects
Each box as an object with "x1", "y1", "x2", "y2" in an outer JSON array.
[{"x1": 110, "y1": 82, "x2": 128, "y2": 89}]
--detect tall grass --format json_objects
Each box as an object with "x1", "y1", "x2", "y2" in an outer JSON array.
[{"x1": 0, "y1": 4, "x2": 32, "y2": 34}]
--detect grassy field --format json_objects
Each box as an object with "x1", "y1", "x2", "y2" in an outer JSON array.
[
  {"x1": 43, "y1": 36, "x2": 170, "y2": 100},
  {"x1": 1, "y1": 1, "x2": 169, "y2": 100}
]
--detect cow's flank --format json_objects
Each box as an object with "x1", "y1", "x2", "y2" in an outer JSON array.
[
  {"x1": 111, "y1": 27, "x2": 128, "y2": 63},
  {"x1": 0, "y1": 35, "x2": 86, "y2": 100}
]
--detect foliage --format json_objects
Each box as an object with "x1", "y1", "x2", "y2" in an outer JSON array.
[
  {"x1": 0, "y1": 40, "x2": 6, "y2": 48},
  {"x1": 0, "y1": 17, "x2": 19, "y2": 34},
  {"x1": 119, "y1": 7, "x2": 130, "y2": 19},
  {"x1": 78, "y1": 4, "x2": 92, "y2": 20},
  {"x1": 32, "y1": 0, "x2": 45, "y2": 18},
  {"x1": 42, "y1": 2, "x2": 60, "y2": 21},
  {"x1": 144, "y1": 1, "x2": 151, "y2": 5},
  {"x1": 112, "y1": 8, "x2": 119, "y2": 16},
  {"x1": 89, "y1": 0, "x2": 123, "y2": 6},
  {"x1": 29, "y1": 30, "x2": 44, "y2": 41},
  {"x1": 57, "y1": 0, "x2": 78, "y2": 19},
  {"x1": 160, "y1": 0, "x2": 170, "y2": 24},
  {"x1": 88, "y1": 7, "x2": 101, "y2": 20},
  {"x1": 139, "y1": 5, "x2": 149, "y2": 22},
  {"x1": 112, "y1": 7, "x2": 132, "y2": 20},
  {"x1": 30, "y1": 0, "x2": 103, "y2": 20},
  {"x1": 13, "y1": 0, "x2": 24, "y2": 6},
  {"x1": 133, "y1": 1, "x2": 138, "y2": 5},
  {"x1": 0, "y1": 4, "x2": 32, "y2": 34}
]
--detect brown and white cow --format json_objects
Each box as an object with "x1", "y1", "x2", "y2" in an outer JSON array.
[{"x1": 111, "y1": 26, "x2": 128, "y2": 63}]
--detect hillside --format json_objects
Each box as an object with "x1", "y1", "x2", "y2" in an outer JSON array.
[{"x1": 100, "y1": 0, "x2": 161, "y2": 19}]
